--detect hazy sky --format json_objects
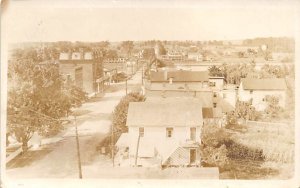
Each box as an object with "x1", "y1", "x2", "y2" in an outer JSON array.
[{"x1": 2, "y1": 1, "x2": 297, "y2": 43}]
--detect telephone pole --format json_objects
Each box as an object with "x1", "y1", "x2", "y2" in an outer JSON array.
[
  {"x1": 111, "y1": 121, "x2": 115, "y2": 167},
  {"x1": 74, "y1": 115, "x2": 83, "y2": 179}
]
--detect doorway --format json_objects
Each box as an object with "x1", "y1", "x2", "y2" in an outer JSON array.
[{"x1": 190, "y1": 149, "x2": 196, "y2": 164}]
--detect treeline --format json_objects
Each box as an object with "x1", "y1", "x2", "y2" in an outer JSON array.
[
  {"x1": 208, "y1": 62, "x2": 293, "y2": 85},
  {"x1": 243, "y1": 37, "x2": 294, "y2": 52}
]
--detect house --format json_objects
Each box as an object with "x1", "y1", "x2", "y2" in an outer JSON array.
[
  {"x1": 209, "y1": 76, "x2": 225, "y2": 90},
  {"x1": 238, "y1": 78, "x2": 287, "y2": 111},
  {"x1": 116, "y1": 98, "x2": 203, "y2": 168},
  {"x1": 59, "y1": 51, "x2": 103, "y2": 95},
  {"x1": 187, "y1": 52, "x2": 203, "y2": 61},
  {"x1": 144, "y1": 70, "x2": 213, "y2": 107},
  {"x1": 219, "y1": 84, "x2": 238, "y2": 111}
]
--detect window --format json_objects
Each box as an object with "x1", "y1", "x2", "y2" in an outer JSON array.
[
  {"x1": 213, "y1": 103, "x2": 217, "y2": 108},
  {"x1": 213, "y1": 92, "x2": 217, "y2": 97},
  {"x1": 250, "y1": 90, "x2": 253, "y2": 94},
  {"x1": 210, "y1": 82, "x2": 216, "y2": 87},
  {"x1": 190, "y1": 127, "x2": 196, "y2": 141},
  {"x1": 223, "y1": 93, "x2": 227, "y2": 98},
  {"x1": 166, "y1": 127, "x2": 173, "y2": 138},
  {"x1": 139, "y1": 127, "x2": 144, "y2": 137}
]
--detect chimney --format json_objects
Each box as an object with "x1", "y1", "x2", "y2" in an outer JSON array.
[{"x1": 163, "y1": 70, "x2": 168, "y2": 81}]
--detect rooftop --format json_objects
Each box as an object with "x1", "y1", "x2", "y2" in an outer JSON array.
[
  {"x1": 126, "y1": 98, "x2": 203, "y2": 127},
  {"x1": 241, "y1": 78, "x2": 287, "y2": 90},
  {"x1": 150, "y1": 70, "x2": 209, "y2": 82}
]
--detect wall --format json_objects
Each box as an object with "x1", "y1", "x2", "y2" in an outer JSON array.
[
  {"x1": 209, "y1": 78, "x2": 224, "y2": 90},
  {"x1": 220, "y1": 89, "x2": 237, "y2": 108},
  {"x1": 59, "y1": 63, "x2": 95, "y2": 94},
  {"x1": 128, "y1": 126, "x2": 201, "y2": 157},
  {"x1": 238, "y1": 84, "x2": 286, "y2": 111}
]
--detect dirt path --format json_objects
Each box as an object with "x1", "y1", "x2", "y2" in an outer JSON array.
[{"x1": 6, "y1": 69, "x2": 143, "y2": 178}]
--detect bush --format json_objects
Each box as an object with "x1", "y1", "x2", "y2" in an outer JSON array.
[
  {"x1": 112, "y1": 92, "x2": 146, "y2": 138},
  {"x1": 201, "y1": 126, "x2": 230, "y2": 168},
  {"x1": 225, "y1": 140, "x2": 264, "y2": 161},
  {"x1": 112, "y1": 72, "x2": 127, "y2": 82},
  {"x1": 201, "y1": 125, "x2": 265, "y2": 169}
]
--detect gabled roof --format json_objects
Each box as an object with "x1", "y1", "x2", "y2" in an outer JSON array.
[
  {"x1": 241, "y1": 78, "x2": 287, "y2": 90},
  {"x1": 168, "y1": 71, "x2": 209, "y2": 82},
  {"x1": 126, "y1": 98, "x2": 203, "y2": 127},
  {"x1": 150, "y1": 70, "x2": 209, "y2": 82}
]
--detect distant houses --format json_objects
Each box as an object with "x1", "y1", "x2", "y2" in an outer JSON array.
[
  {"x1": 116, "y1": 98, "x2": 203, "y2": 167},
  {"x1": 238, "y1": 78, "x2": 287, "y2": 111}
]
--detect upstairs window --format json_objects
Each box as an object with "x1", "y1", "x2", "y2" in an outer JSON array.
[
  {"x1": 213, "y1": 92, "x2": 217, "y2": 97},
  {"x1": 166, "y1": 127, "x2": 173, "y2": 138},
  {"x1": 250, "y1": 90, "x2": 253, "y2": 94},
  {"x1": 213, "y1": 103, "x2": 217, "y2": 108},
  {"x1": 139, "y1": 127, "x2": 144, "y2": 137}
]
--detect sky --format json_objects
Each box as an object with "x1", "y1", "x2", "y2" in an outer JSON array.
[{"x1": 2, "y1": 0, "x2": 298, "y2": 43}]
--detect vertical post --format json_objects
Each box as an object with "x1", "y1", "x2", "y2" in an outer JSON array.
[
  {"x1": 111, "y1": 121, "x2": 115, "y2": 167},
  {"x1": 74, "y1": 115, "x2": 83, "y2": 179},
  {"x1": 142, "y1": 63, "x2": 144, "y2": 85},
  {"x1": 126, "y1": 78, "x2": 128, "y2": 95}
]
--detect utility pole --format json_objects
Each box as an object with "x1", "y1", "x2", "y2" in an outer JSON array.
[
  {"x1": 111, "y1": 121, "x2": 115, "y2": 167},
  {"x1": 125, "y1": 78, "x2": 128, "y2": 95},
  {"x1": 142, "y1": 63, "x2": 144, "y2": 85},
  {"x1": 74, "y1": 115, "x2": 83, "y2": 179}
]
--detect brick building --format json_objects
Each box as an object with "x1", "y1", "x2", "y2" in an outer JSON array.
[{"x1": 59, "y1": 51, "x2": 103, "y2": 95}]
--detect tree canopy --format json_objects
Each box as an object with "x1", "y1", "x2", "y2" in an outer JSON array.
[{"x1": 7, "y1": 49, "x2": 87, "y2": 151}]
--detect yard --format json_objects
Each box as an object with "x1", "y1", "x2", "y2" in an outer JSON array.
[{"x1": 220, "y1": 120, "x2": 294, "y2": 179}]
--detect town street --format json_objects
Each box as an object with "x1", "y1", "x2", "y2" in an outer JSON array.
[{"x1": 6, "y1": 69, "x2": 143, "y2": 178}]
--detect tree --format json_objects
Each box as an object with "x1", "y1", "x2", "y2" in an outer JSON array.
[
  {"x1": 7, "y1": 50, "x2": 87, "y2": 151},
  {"x1": 157, "y1": 41, "x2": 167, "y2": 55},
  {"x1": 121, "y1": 41, "x2": 134, "y2": 57},
  {"x1": 235, "y1": 100, "x2": 260, "y2": 121},
  {"x1": 208, "y1": 65, "x2": 224, "y2": 77},
  {"x1": 201, "y1": 125, "x2": 229, "y2": 168},
  {"x1": 111, "y1": 92, "x2": 146, "y2": 137},
  {"x1": 264, "y1": 95, "x2": 284, "y2": 119},
  {"x1": 105, "y1": 49, "x2": 118, "y2": 59}
]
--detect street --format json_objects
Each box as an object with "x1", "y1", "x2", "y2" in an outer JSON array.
[{"x1": 6, "y1": 69, "x2": 143, "y2": 178}]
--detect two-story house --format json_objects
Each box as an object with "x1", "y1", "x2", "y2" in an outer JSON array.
[
  {"x1": 116, "y1": 98, "x2": 203, "y2": 168},
  {"x1": 238, "y1": 78, "x2": 287, "y2": 111},
  {"x1": 145, "y1": 70, "x2": 213, "y2": 107}
]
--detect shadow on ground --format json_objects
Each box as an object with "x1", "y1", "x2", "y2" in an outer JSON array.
[{"x1": 6, "y1": 145, "x2": 57, "y2": 169}]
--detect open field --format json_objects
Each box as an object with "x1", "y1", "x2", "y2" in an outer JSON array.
[{"x1": 222, "y1": 120, "x2": 294, "y2": 179}]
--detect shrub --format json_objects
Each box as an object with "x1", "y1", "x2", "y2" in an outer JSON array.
[{"x1": 112, "y1": 92, "x2": 146, "y2": 139}]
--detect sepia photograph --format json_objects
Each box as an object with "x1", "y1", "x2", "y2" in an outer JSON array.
[{"x1": 1, "y1": 0, "x2": 299, "y2": 187}]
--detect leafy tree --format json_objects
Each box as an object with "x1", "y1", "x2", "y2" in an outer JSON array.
[
  {"x1": 104, "y1": 49, "x2": 118, "y2": 59},
  {"x1": 121, "y1": 41, "x2": 134, "y2": 57},
  {"x1": 112, "y1": 92, "x2": 146, "y2": 137},
  {"x1": 235, "y1": 100, "x2": 260, "y2": 121},
  {"x1": 201, "y1": 126, "x2": 229, "y2": 168},
  {"x1": 156, "y1": 41, "x2": 167, "y2": 55},
  {"x1": 264, "y1": 95, "x2": 284, "y2": 119},
  {"x1": 7, "y1": 50, "x2": 86, "y2": 151},
  {"x1": 208, "y1": 65, "x2": 224, "y2": 77}
]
